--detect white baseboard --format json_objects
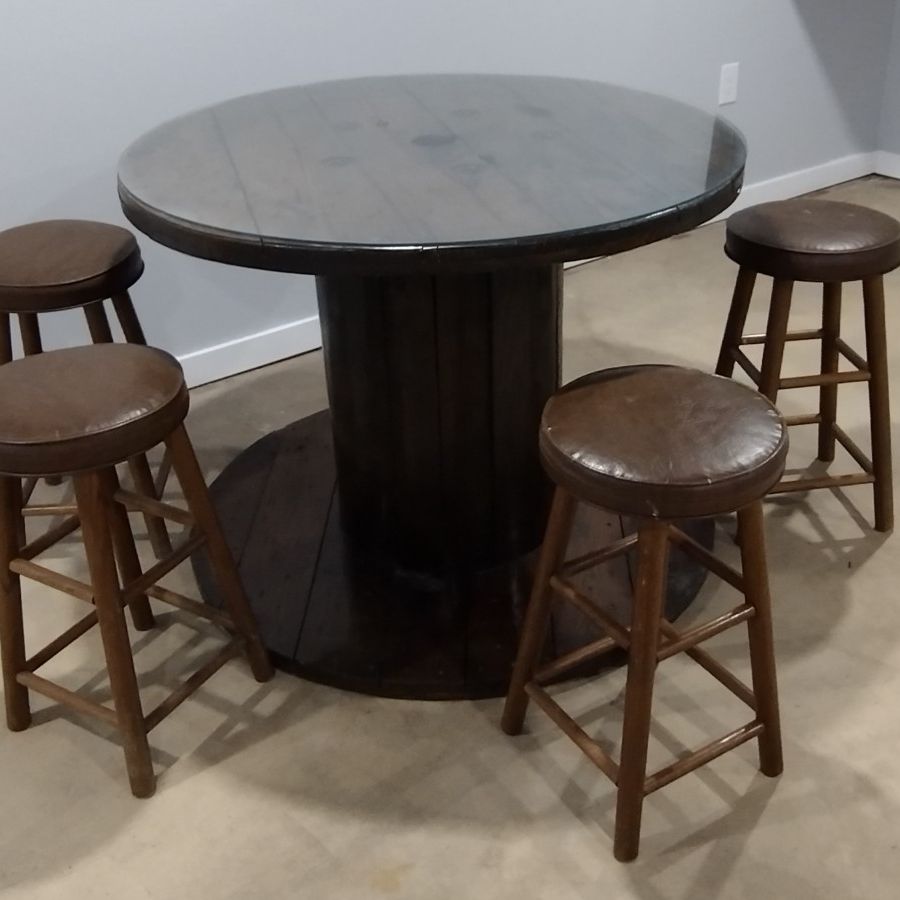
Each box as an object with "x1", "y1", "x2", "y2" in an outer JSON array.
[
  {"x1": 178, "y1": 313, "x2": 321, "y2": 388},
  {"x1": 185, "y1": 151, "x2": 898, "y2": 383},
  {"x1": 874, "y1": 150, "x2": 900, "y2": 178},
  {"x1": 710, "y1": 151, "x2": 878, "y2": 221}
]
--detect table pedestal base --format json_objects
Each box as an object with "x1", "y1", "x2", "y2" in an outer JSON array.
[{"x1": 192, "y1": 411, "x2": 712, "y2": 700}]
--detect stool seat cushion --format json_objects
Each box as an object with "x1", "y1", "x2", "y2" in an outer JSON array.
[
  {"x1": 725, "y1": 199, "x2": 900, "y2": 282},
  {"x1": 539, "y1": 366, "x2": 788, "y2": 519},
  {"x1": 0, "y1": 220, "x2": 144, "y2": 313},
  {"x1": 0, "y1": 344, "x2": 188, "y2": 476}
]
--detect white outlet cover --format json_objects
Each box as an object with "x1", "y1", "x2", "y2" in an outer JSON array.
[{"x1": 719, "y1": 62, "x2": 739, "y2": 105}]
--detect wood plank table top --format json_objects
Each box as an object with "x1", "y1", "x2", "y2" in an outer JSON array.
[{"x1": 119, "y1": 74, "x2": 744, "y2": 274}]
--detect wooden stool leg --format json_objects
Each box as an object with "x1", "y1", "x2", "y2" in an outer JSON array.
[
  {"x1": 863, "y1": 277, "x2": 893, "y2": 532},
  {"x1": 100, "y1": 469, "x2": 156, "y2": 632},
  {"x1": 0, "y1": 312, "x2": 11, "y2": 364},
  {"x1": 127, "y1": 455, "x2": 173, "y2": 558},
  {"x1": 14, "y1": 314, "x2": 66, "y2": 487},
  {"x1": 758, "y1": 279, "x2": 794, "y2": 402},
  {"x1": 83, "y1": 301, "x2": 114, "y2": 343},
  {"x1": 716, "y1": 267, "x2": 757, "y2": 377},
  {"x1": 737, "y1": 501, "x2": 783, "y2": 776},
  {"x1": 818, "y1": 283, "x2": 842, "y2": 462},
  {"x1": 165, "y1": 425, "x2": 274, "y2": 682},
  {"x1": 112, "y1": 291, "x2": 148, "y2": 345},
  {"x1": 17, "y1": 312, "x2": 42, "y2": 356},
  {"x1": 0, "y1": 477, "x2": 31, "y2": 731},
  {"x1": 501, "y1": 487, "x2": 577, "y2": 735},
  {"x1": 614, "y1": 520, "x2": 669, "y2": 862},
  {"x1": 74, "y1": 471, "x2": 155, "y2": 798},
  {"x1": 84, "y1": 299, "x2": 171, "y2": 553},
  {"x1": 111, "y1": 291, "x2": 172, "y2": 499}
]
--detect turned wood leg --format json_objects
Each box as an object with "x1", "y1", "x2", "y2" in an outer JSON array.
[
  {"x1": 0, "y1": 312, "x2": 11, "y2": 364},
  {"x1": 614, "y1": 519, "x2": 669, "y2": 863},
  {"x1": 111, "y1": 291, "x2": 148, "y2": 345},
  {"x1": 14, "y1": 314, "x2": 65, "y2": 487},
  {"x1": 74, "y1": 471, "x2": 155, "y2": 798},
  {"x1": 16, "y1": 312, "x2": 42, "y2": 356},
  {"x1": 863, "y1": 277, "x2": 893, "y2": 532},
  {"x1": 127, "y1": 455, "x2": 173, "y2": 558},
  {"x1": 100, "y1": 468, "x2": 156, "y2": 632},
  {"x1": 818, "y1": 283, "x2": 842, "y2": 462},
  {"x1": 501, "y1": 487, "x2": 577, "y2": 735},
  {"x1": 165, "y1": 425, "x2": 274, "y2": 682},
  {"x1": 716, "y1": 267, "x2": 757, "y2": 377},
  {"x1": 737, "y1": 501, "x2": 783, "y2": 775},
  {"x1": 758, "y1": 279, "x2": 795, "y2": 402},
  {"x1": 0, "y1": 476, "x2": 30, "y2": 731},
  {"x1": 83, "y1": 301, "x2": 114, "y2": 343}
]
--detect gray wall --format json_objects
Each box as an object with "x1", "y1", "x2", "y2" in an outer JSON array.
[
  {"x1": 1, "y1": 1, "x2": 896, "y2": 382},
  {"x1": 879, "y1": 1, "x2": 900, "y2": 154}
]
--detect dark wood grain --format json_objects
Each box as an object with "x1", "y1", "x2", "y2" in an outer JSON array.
[
  {"x1": 118, "y1": 74, "x2": 745, "y2": 274},
  {"x1": 192, "y1": 413, "x2": 711, "y2": 700},
  {"x1": 316, "y1": 267, "x2": 558, "y2": 574},
  {"x1": 490, "y1": 266, "x2": 561, "y2": 560}
]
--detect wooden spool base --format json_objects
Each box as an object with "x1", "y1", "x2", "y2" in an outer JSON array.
[{"x1": 192, "y1": 411, "x2": 712, "y2": 700}]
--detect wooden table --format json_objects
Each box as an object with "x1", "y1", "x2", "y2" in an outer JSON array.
[{"x1": 118, "y1": 74, "x2": 745, "y2": 699}]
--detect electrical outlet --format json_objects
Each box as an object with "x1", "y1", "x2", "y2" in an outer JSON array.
[{"x1": 719, "y1": 63, "x2": 739, "y2": 105}]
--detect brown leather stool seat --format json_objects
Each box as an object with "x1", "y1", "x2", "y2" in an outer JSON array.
[
  {"x1": 717, "y1": 198, "x2": 896, "y2": 531},
  {"x1": 0, "y1": 219, "x2": 172, "y2": 558},
  {"x1": 0, "y1": 344, "x2": 272, "y2": 798},
  {"x1": 726, "y1": 199, "x2": 900, "y2": 282},
  {"x1": 0, "y1": 344, "x2": 188, "y2": 477},
  {"x1": 539, "y1": 366, "x2": 788, "y2": 519},
  {"x1": 0, "y1": 220, "x2": 143, "y2": 312},
  {"x1": 503, "y1": 364, "x2": 787, "y2": 861}
]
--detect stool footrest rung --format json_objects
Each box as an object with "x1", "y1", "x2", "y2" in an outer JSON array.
[
  {"x1": 668, "y1": 527, "x2": 744, "y2": 592},
  {"x1": 740, "y1": 329, "x2": 822, "y2": 345},
  {"x1": 16, "y1": 671, "x2": 118, "y2": 727},
  {"x1": 524, "y1": 682, "x2": 620, "y2": 784},
  {"x1": 549, "y1": 576, "x2": 630, "y2": 649},
  {"x1": 780, "y1": 370, "x2": 869, "y2": 390},
  {"x1": 123, "y1": 533, "x2": 206, "y2": 602},
  {"x1": 657, "y1": 605, "x2": 755, "y2": 661},
  {"x1": 534, "y1": 636, "x2": 619, "y2": 684},
  {"x1": 660, "y1": 620, "x2": 757, "y2": 710},
  {"x1": 19, "y1": 515, "x2": 81, "y2": 560},
  {"x1": 784, "y1": 414, "x2": 821, "y2": 427},
  {"x1": 643, "y1": 720, "x2": 763, "y2": 795},
  {"x1": 143, "y1": 639, "x2": 244, "y2": 732},
  {"x1": 114, "y1": 489, "x2": 194, "y2": 527},
  {"x1": 22, "y1": 504, "x2": 79, "y2": 518},
  {"x1": 145, "y1": 585, "x2": 235, "y2": 630},
  {"x1": 25, "y1": 611, "x2": 99, "y2": 672},
  {"x1": 771, "y1": 472, "x2": 874, "y2": 494},
  {"x1": 560, "y1": 534, "x2": 638, "y2": 577},
  {"x1": 9, "y1": 558, "x2": 94, "y2": 603},
  {"x1": 833, "y1": 424, "x2": 874, "y2": 474}
]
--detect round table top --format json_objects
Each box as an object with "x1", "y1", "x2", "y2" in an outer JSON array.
[{"x1": 118, "y1": 74, "x2": 745, "y2": 275}]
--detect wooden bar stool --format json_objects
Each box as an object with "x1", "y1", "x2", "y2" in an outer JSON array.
[
  {"x1": 502, "y1": 366, "x2": 788, "y2": 861},
  {"x1": 0, "y1": 219, "x2": 172, "y2": 555},
  {"x1": 716, "y1": 199, "x2": 900, "y2": 531},
  {"x1": 0, "y1": 344, "x2": 273, "y2": 797}
]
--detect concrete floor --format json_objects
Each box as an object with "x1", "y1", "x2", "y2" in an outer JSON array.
[{"x1": 2, "y1": 177, "x2": 900, "y2": 898}]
